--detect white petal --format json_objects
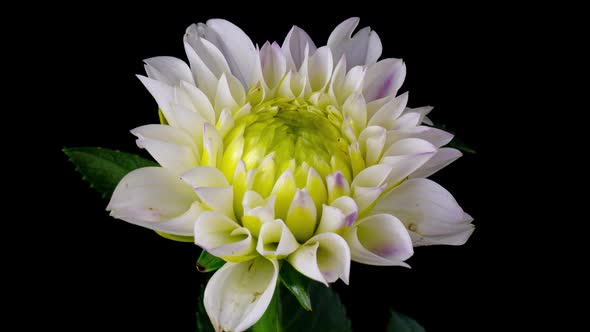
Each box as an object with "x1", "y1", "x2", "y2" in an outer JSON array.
[
  {"x1": 195, "y1": 187, "x2": 235, "y2": 219},
  {"x1": 372, "y1": 179, "x2": 474, "y2": 246},
  {"x1": 403, "y1": 106, "x2": 433, "y2": 125},
  {"x1": 367, "y1": 92, "x2": 408, "y2": 129},
  {"x1": 271, "y1": 170, "x2": 297, "y2": 220},
  {"x1": 326, "y1": 171, "x2": 351, "y2": 203},
  {"x1": 243, "y1": 191, "x2": 275, "y2": 222},
  {"x1": 316, "y1": 205, "x2": 346, "y2": 234},
  {"x1": 215, "y1": 73, "x2": 239, "y2": 115},
  {"x1": 410, "y1": 148, "x2": 462, "y2": 178},
  {"x1": 380, "y1": 138, "x2": 436, "y2": 185},
  {"x1": 107, "y1": 167, "x2": 197, "y2": 225},
  {"x1": 353, "y1": 186, "x2": 385, "y2": 213},
  {"x1": 257, "y1": 219, "x2": 299, "y2": 258},
  {"x1": 181, "y1": 166, "x2": 229, "y2": 188},
  {"x1": 204, "y1": 257, "x2": 278, "y2": 332},
  {"x1": 392, "y1": 112, "x2": 421, "y2": 130},
  {"x1": 216, "y1": 108, "x2": 235, "y2": 138},
  {"x1": 131, "y1": 124, "x2": 199, "y2": 175},
  {"x1": 288, "y1": 233, "x2": 351, "y2": 285},
  {"x1": 328, "y1": 56, "x2": 346, "y2": 104},
  {"x1": 179, "y1": 82, "x2": 216, "y2": 124},
  {"x1": 285, "y1": 189, "x2": 317, "y2": 242},
  {"x1": 363, "y1": 58, "x2": 406, "y2": 102},
  {"x1": 327, "y1": 17, "x2": 382, "y2": 69},
  {"x1": 202, "y1": 123, "x2": 223, "y2": 168},
  {"x1": 184, "y1": 24, "x2": 231, "y2": 77},
  {"x1": 194, "y1": 211, "x2": 255, "y2": 260},
  {"x1": 260, "y1": 41, "x2": 288, "y2": 88},
  {"x1": 169, "y1": 103, "x2": 205, "y2": 150},
  {"x1": 351, "y1": 164, "x2": 392, "y2": 188},
  {"x1": 386, "y1": 126, "x2": 454, "y2": 148},
  {"x1": 137, "y1": 75, "x2": 176, "y2": 125},
  {"x1": 307, "y1": 46, "x2": 333, "y2": 92},
  {"x1": 331, "y1": 196, "x2": 359, "y2": 227},
  {"x1": 340, "y1": 66, "x2": 366, "y2": 100},
  {"x1": 316, "y1": 196, "x2": 358, "y2": 234},
  {"x1": 144, "y1": 56, "x2": 194, "y2": 86},
  {"x1": 119, "y1": 201, "x2": 205, "y2": 236},
  {"x1": 183, "y1": 41, "x2": 218, "y2": 100},
  {"x1": 342, "y1": 92, "x2": 367, "y2": 130},
  {"x1": 282, "y1": 25, "x2": 317, "y2": 71},
  {"x1": 409, "y1": 222, "x2": 474, "y2": 247},
  {"x1": 358, "y1": 126, "x2": 386, "y2": 166},
  {"x1": 203, "y1": 19, "x2": 258, "y2": 87},
  {"x1": 327, "y1": 17, "x2": 360, "y2": 49},
  {"x1": 343, "y1": 214, "x2": 413, "y2": 266}
]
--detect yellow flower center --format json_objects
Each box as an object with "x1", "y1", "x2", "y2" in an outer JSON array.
[{"x1": 224, "y1": 97, "x2": 352, "y2": 185}]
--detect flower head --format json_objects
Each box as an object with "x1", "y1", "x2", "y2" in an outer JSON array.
[{"x1": 107, "y1": 17, "x2": 473, "y2": 332}]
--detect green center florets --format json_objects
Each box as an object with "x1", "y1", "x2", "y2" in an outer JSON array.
[{"x1": 225, "y1": 97, "x2": 351, "y2": 182}]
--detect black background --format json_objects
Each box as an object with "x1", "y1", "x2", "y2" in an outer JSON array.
[{"x1": 32, "y1": 4, "x2": 527, "y2": 331}]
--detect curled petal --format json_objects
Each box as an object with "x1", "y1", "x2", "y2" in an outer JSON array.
[
  {"x1": 307, "y1": 46, "x2": 333, "y2": 92},
  {"x1": 194, "y1": 211, "x2": 255, "y2": 261},
  {"x1": 326, "y1": 171, "x2": 351, "y2": 203},
  {"x1": 288, "y1": 233, "x2": 351, "y2": 285},
  {"x1": 137, "y1": 75, "x2": 176, "y2": 125},
  {"x1": 257, "y1": 219, "x2": 299, "y2": 258},
  {"x1": 372, "y1": 178, "x2": 474, "y2": 246},
  {"x1": 242, "y1": 191, "x2": 275, "y2": 237},
  {"x1": 200, "y1": 19, "x2": 258, "y2": 87},
  {"x1": 271, "y1": 170, "x2": 297, "y2": 220},
  {"x1": 144, "y1": 56, "x2": 194, "y2": 86},
  {"x1": 316, "y1": 196, "x2": 358, "y2": 234},
  {"x1": 327, "y1": 17, "x2": 382, "y2": 69},
  {"x1": 107, "y1": 167, "x2": 198, "y2": 234},
  {"x1": 180, "y1": 166, "x2": 229, "y2": 188},
  {"x1": 358, "y1": 126, "x2": 386, "y2": 166},
  {"x1": 363, "y1": 58, "x2": 406, "y2": 102},
  {"x1": 367, "y1": 92, "x2": 408, "y2": 129},
  {"x1": 169, "y1": 103, "x2": 205, "y2": 152},
  {"x1": 351, "y1": 164, "x2": 392, "y2": 188},
  {"x1": 183, "y1": 41, "x2": 218, "y2": 100},
  {"x1": 195, "y1": 187, "x2": 235, "y2": 219},
  {"x1": 385, "y1": 126, "x2": 454, "y2": 148},
  {"x1": 204, "y1": 257, "x2": 279, "y2": 332},
  {"x1": 380, "y1": 138, "x2": 437, "y2": 185},
  {"x1": 131, "y1": 124, "x2": 199, "y2": 175},
  {"x1": 343, "y1": 92, "x2": 367, "y2": 130},
  {"x1": 184, "y1": 24, "x2": 230, "y2": 77},
  {"x1": 260, "y1": 41, "x2": 288, "y2": 89},
  {"x1": 410, "y1": 148, "x2": 462, "y2": 178},
  {"x1": 286, "y1": 189, "x2": 317, "y2": 242},
  {"x1": 202, "y1": 123, "x2": 223, "y2": 168},
  {"x1": 343, "y1": 214, "x2": 413, "y2": 266},
  {"x1": 178, "y1": 81, "x2": 216, "y2": 124},
  {"x1": 282, "y1": 25, "x2": 317, "y2": 71}
]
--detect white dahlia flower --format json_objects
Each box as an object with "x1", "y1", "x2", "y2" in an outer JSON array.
[{"x1": 107, "y1": 17, "x2": 473, "y2": 332}]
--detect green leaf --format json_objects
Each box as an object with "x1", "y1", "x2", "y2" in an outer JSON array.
[
  {"x1": 64, "y1": 147, "x2": 190, "y2": 243},
  {"x1": 429, "y1": 123, "x2": 476, "y2": 154},
  {"x1": 250, "y1": 284, "x2": 282, "y2": 332},
  {"x1": 196, "y1": 285, "x2": 215, "y2": 332},
  {"x1": 197, "y1": 251, "x2": 226, "y2": 272},
  {"x1": 386, "y1": 310, "x2": 426, "y2": 332},
  {"x1": 249, "y1": 281, "x2": 352, "y2": 332},
  {"x1": 279, "y1": 262, "x2": 312, "y2": 311},
  {"x1": 63, "y1": 147, "x2": 157, "y2": 198},
  {"x1": 447, "y1": 136, "x2": 476, "y2": 154}
]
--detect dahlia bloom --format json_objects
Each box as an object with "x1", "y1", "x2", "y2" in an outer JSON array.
[{"x1": 107, "y1": 17, "x2": 473, "y2": 332}]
